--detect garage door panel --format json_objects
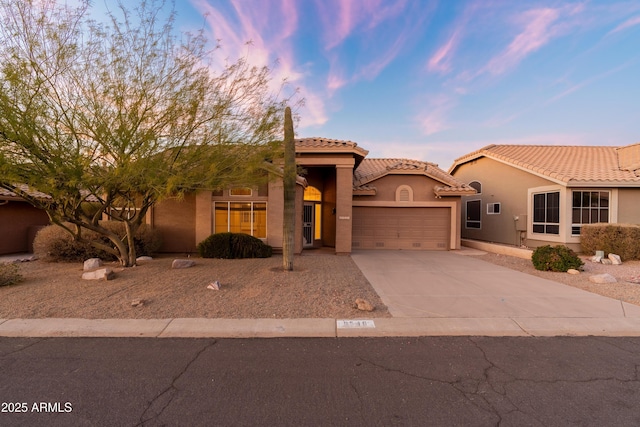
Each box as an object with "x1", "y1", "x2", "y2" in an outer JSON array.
[{"x1": 352, "y1": 207, "x2": 450, "y2": 251}]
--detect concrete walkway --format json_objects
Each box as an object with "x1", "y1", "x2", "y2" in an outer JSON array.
[{"x1": 2, "y1": 250, "x2": 640, "y2": 337}]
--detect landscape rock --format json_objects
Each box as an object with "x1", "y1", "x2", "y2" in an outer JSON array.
[
  {"x1": 136, "y1": 256, "x2": 153, "y2": 263},
  {"x1": 82, "y1": 268, "x2": 115, "y2": 281},
  {"x1": 590, "y1": 256, "x2": 602, "y2": 263},
  {"x1": 207, "y1": 281, "x2": 221, "y2": 290},
  {"x1": 589, "y1": 273, "x2": 617, "y2": 284},
  {"x1": 131, "y1": 299, "x2": 145, "y2": 307},
  {"x1": 608, "y1": 253, "x2": 622, "y2": 265},
  {"x1": 601, "y1": 259, "x2": 613, "y2": 265},
  {"x1": 567, "y1": 269, "x2": 580, "y2": 275},
  {"x1": 172, "y1": 259, "x2": 196, "y2": 269},
  {"x1": 354, "y1": 298, "x2": 374, "y2": 312},
  {"x1": 83, "y1": 258, "x2": 103, "y2": 271}
]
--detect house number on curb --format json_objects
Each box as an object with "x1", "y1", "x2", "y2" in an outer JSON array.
[{"x1": 337, "y1": 320, "x2": 376, "y2": 329}]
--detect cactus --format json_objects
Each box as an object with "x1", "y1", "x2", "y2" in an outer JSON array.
[{"x1": 282, "y1": 106, "x2": 295, "y2": 271}]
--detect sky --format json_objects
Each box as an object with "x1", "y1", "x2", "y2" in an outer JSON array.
[{"x1": 176, "y1": 1, "x2": 639, "y2": 169}]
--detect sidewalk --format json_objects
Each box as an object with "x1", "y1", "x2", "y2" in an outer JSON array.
[{"x1": 1, "y1": 317, "x2": 640, "y2": 338}]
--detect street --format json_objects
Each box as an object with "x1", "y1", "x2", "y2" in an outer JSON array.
[{"x1": 1, "y1": 337, "x2": 639, "y2": 426}]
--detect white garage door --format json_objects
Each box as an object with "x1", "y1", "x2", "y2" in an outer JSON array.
[{"x1": 352, "y1": 207, "x2": 450, "y2": 250}]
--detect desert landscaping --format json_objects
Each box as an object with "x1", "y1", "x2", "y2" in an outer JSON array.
[{"x1": 1, "y1": 250, "x2": 639, "y2": 320}]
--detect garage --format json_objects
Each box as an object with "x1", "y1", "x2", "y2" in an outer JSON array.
[{"x1": 351, "y1": 207, "x2": 450, "y2": 250}]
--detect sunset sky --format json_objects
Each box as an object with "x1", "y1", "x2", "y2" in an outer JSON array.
[{"x1": 173, "y1": 1, "x2": 638, "y2": 168}]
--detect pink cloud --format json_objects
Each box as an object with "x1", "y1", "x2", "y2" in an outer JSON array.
[
  {"x1": 416, "y1": 95, "x2": 456, "y2": 136},
  {"x1": 609, "y1": 15, "x2": 640, "y2": 34},
  {"x1": 483, "y1": 8, "x2": 560, "y2": 76},
  {"x1": 427, "y1": 29, "x2": 461, "y2": 74}
]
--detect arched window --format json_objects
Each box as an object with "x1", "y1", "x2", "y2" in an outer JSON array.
[
  {"x1": 304, "y1": 186, "x2": 321, "y2": 201},
  {"x1": 395, "y1": 185, "x2": 413, "y2": 202},
  {"x1": 469, "y1": 181, "x2": 482, "y2": 194}
]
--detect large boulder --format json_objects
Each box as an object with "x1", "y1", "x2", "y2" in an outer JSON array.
[
  {"x1": 172, "y1": 259, "x2": 196, "y2": 269},
  {"x1": 82, "y1": 268, "x2": 115, "y2": 281},
  {"x1": 83, "y1": 258, "x2": 103, "y2": 271}
]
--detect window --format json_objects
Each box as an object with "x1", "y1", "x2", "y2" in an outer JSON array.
[
  {"x1": 532, "y1": 192, "x2": 559, "y2": 234},
  {"x1": 214, "y1": 202, "x2": 266, "y2": 238},
  {"x1": 466, "y1": 200, "x2": 481, "y2": 229},
  {"x1": 487, "y1": 203, "x2": 501, "y2": 214},
  {"x1": 572, "y1": 191, "x2": 609, "y2": 235},
  {"x1": 469, "y1": 181, "x2": 482, "y2": 194},
  {"x1": 230, "y1": 187, "x2": 252, "y2": 196}
]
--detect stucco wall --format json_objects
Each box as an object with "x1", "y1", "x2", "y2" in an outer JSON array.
[
  {"x1": 617, "y1": 188, "x2": 640, "y2": 224},
  {"x1": 0, "y1": 201, "x2": 50, "y2": 255},
  {"x1": 355, "y1": 174, "x2": 442, "y2": 202},
  {"x1": 153, "y1": 195, "x2": 197, "y2": 253},
  {"x1": 452, "y1": 157, "x2": 553, "y2": 246}
]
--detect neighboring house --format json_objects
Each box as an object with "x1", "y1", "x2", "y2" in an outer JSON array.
[
  {"x1": 153, "y1": 137, "x2": 475, "y2": 254},
  {"x1": 0, "y1": 185, "x2": 51, "y2": 255},
  {"x1": 449, "y1": 143, "x2": 640, "y2": 252}
]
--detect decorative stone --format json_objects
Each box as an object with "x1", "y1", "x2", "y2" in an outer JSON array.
[
  {"x1": 207, "y1": 280, "x2": 221, "y2": 290},
  {"x1": 172, "y1": 259, "x2": 195, "y2": 269},
  {"x1": 354, "y1": 298, "x2": 374, "y2": 312},
  {"x1": 136, "y1": 256, "x2": 153, "y2": 263},
  {"x1": 82, "y1": 268, "x2": 115, "y2": 281},
  {"x1": 83, "y1": 258, "x2": 103, "y2": 271},
  {"x1": 131, "y1": 299, "x2": 145, "y2": 307},
  {"x1": 567, "y1": 269, "x2": 580, "y2": 275},
  {"x1": 589, "y1": 273, "x2": 617, "y2": 284},
  {"x1": 601, "y1": 259, "x2": 613, "y2": 265},
  {"x1": 590, "y1": 256, "x2": 602, "y2": 263},
  {"x1": 608, "y1": 253, "x2": 622, "y2": 265}
]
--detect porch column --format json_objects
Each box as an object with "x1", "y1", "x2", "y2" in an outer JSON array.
[{"x1": 335, "y1": 164, "x2": 354, "y2": 254}]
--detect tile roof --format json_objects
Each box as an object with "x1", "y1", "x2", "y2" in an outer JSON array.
[
  {"x1": 450, "y1": 144, "x2": 640, "y2": 185},
  {"x1": 354, "y1": 158, "x2": 475, "y2": 196},
  {"x1": 0, "y1": 184, "x2": 52, "y2": 200},
  {"x1": 295, "y1": 137, "x2": 368, "y2": 157}
]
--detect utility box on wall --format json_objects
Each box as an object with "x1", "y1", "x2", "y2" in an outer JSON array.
[{"x1": 515, "y1": 215, "x2": 527, "y2": 231}]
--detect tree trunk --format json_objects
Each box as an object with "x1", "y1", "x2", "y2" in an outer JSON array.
[{"x1": 282, "y1": 106, "x2": 295, "y2": 271}]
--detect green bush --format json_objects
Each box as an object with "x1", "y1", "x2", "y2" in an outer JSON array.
[
  {"x1": 0, "y1": 263, "x2": 22, "y2": 287},
  {"x1": 580, "y1": 224, "x2": 640, "y2": 261},
  {"x1": 33, "y1": 222, "x2": 162, "y2": 262},
  {"x1": 198, "y1": 232, "x2": 272, "y2": 259},
  {"x1": 532, "y1": 245, "x2": 584, "y2": 272}
]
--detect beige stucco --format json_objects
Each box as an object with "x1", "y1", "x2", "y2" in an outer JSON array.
[
  {"x1": 153, "y1": 194, "x2": 197, "y2": 253},
  {"x1": 0, "y1": 200, "x2": 49, "y2": 255},
  {"x1": 451, "y1": 155, "x2": 640, "y2": 252}
]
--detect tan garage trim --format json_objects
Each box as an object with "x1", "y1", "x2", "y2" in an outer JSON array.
[{"x1": 352, "y1": 206, "x2": 451, "y2": 250}]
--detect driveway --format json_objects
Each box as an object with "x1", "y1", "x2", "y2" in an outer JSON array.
[{"x1": 351, "y1": 249, "x2": 640, "y2": 320}]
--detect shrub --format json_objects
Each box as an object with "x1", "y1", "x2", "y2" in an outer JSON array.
[
  {"x1": 0, "y1": 263, "x2": 22, "y2": 287},
  {"x1": 531, "y1": 245, "x2": 584, "y2": 272},
  {"x1": 198, "y1": 232, "x2": 272, "y2": 259},
  {"x1": 33, "y1": 222, "x2": 162, "y2": 262},
  {"x1": 580, "y1": 224, "x2": 640, "y2": 261}
]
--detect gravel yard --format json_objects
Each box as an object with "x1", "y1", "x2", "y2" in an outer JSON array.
[{"x1": 1, "y1": 250, "x2": 639, "y2": 319}]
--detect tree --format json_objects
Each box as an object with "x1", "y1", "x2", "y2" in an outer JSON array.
[
  {"x1": 0, "y1": 0, "x2": 290, "y2": 266},
  {"x1": 282, "y1": 106, "x2": 295, "y2": 271}
]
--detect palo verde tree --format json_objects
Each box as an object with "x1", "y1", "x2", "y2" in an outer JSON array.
[{"x1": 0, "y1": 0, "x2": 291, "y2": 266}]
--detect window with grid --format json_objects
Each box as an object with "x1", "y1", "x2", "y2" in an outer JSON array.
[
  {"x1": 532, "y1": 192, "x2": 559, "y2": 235},
  {"x1": 466, "y1": 200, "x2": 481, "y2": 229},
  {"x1": 571, "y1": 191, "x2": 609, "y2": 235}
]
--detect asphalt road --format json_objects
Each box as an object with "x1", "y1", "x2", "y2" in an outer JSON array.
[{"x1": 1, "y1": 337, "x2": 639, "y2": 426}]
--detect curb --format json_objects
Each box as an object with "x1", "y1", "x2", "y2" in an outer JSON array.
[{"x1": 2, "y1": 317, "x2": 640, "y2": 338}]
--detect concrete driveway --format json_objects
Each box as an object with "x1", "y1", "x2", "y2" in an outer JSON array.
[{"x1": 351, "y1": 249, "x2": 640, "y2": 324}]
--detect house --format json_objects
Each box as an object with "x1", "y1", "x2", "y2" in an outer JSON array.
[
  {"x1": 152, "y1": 137, "x2": 476, "y2": 254},
  {"x1": 0, "y1": 185, "x2": 51, "y2": 255},
  {"x1": 448, "y1": 143, "x2": 640, "y2": 252}
]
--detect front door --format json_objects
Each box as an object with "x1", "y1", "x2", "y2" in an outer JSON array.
[{"x1": 303, "y1": 202, "x2": 314, "y2": 247}]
